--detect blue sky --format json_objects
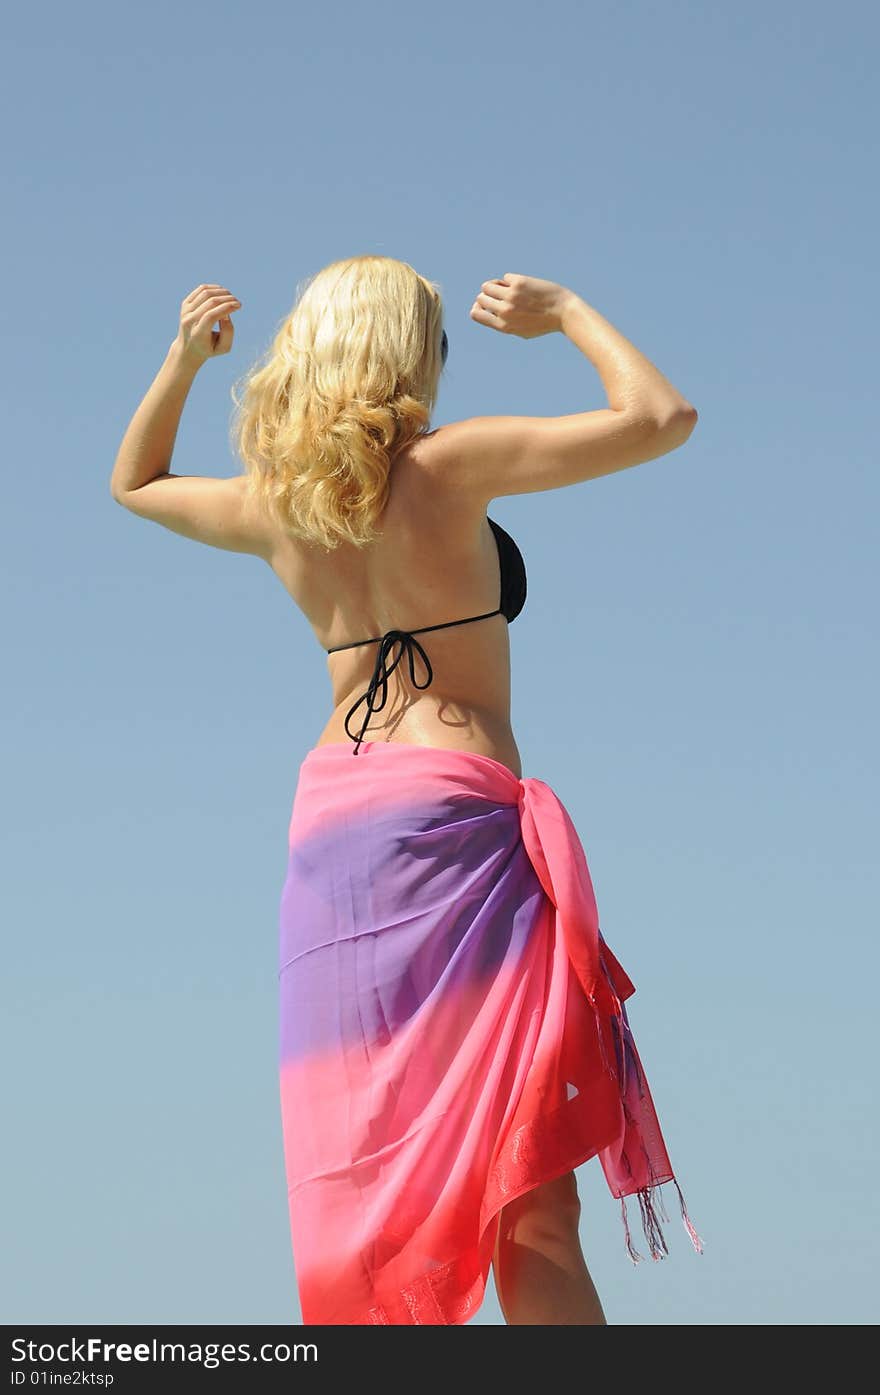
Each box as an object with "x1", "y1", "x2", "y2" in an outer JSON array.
[{"x1": 3, "y1": 0, "x2": 877, "y2": 1326}]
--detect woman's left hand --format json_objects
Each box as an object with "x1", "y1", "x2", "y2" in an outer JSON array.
[{"x1": 175, "y1": 284, "x2": 241, "y2": 365}]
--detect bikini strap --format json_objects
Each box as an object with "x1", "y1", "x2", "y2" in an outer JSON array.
[{"x1": 326, "y1": 607, "x2": 503, "y2": 654}]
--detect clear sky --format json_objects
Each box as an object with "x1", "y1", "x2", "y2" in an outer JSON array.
[{"x1": 3, "y1": 0, "x2": 877, "y2": 1327}]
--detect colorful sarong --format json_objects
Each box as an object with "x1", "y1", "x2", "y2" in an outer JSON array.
[{"x1": 278, "y1": 740, "x2": 702, "y2": 1324}]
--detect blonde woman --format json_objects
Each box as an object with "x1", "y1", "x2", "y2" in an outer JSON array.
[{"x1": 110, "y1": 258, "x2": 702, "y2": 1326}]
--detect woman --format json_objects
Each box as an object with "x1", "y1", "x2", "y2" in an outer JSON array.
[{"x1": 110, "y1": 257, "x2": 702, "y2": 1325}]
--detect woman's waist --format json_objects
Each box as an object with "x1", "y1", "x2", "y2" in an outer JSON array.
[{"x1": 314, "y1": 696, "x2": 523, "y2": 779}]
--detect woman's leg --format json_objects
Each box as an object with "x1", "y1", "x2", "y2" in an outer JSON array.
[{"x1": 491, "y1": 1169, "x2": 607, "y2": 1325}]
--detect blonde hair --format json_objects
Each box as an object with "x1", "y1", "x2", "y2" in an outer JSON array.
[{"x1": 229, "y1": 255, "x2": 446, "y2": 551}]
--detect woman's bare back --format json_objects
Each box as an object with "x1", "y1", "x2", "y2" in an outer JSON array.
[{"x1": 265, "y1": 430, "x2": 525, "y2": 778}]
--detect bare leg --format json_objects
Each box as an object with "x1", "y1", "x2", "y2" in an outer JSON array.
[{"x1": 491, "y1": 1169, "x2": 607, "y2": 1325}]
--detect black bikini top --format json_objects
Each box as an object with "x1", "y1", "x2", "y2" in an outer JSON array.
[{"x1": 327, "y1": 515, "x2": 527, "y2": 754}]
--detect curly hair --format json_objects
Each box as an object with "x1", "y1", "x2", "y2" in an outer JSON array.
[{"x1": 229, "y1": 254, "x2": 447, "y2": 551}]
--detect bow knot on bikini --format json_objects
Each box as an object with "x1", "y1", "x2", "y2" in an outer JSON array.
[{"x1": 344, "y1": 630, "x2": 435, "y2": 754}]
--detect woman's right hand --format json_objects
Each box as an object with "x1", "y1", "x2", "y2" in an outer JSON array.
[{"x1": 469, "y1": 273, "x2": 572, "y2": 339}]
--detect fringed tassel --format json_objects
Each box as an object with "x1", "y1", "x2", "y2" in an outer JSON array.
[
  {"x1": 590, "y1": 995, "x2": 616, "y2": 1077},
  {"x1": 620, "y1": 1196, "x2": 643, "y2": 1264},
  {"x1": 620, "y1": 1181, "x2": 704, "y2": 1264},
  {"x1": 609, "y1": 1012, "x2": 627, "y2": 1095},
  {"x1": 637, "y1": 1187, "x2": 670, "y2": 1262},
  {"x1": 674, "y1": 1179, "x2": 705, "y2": 1254},
  {"x1": 610, "y1": 1001, "x2": 646, "y2": 1104},
  {"x1": 655, "y1": 1184, "x2": 671, "y2": 1225}
]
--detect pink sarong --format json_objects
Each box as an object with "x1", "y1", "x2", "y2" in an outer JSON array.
[{"x1": 278, "y1": 740, "x2": 701, "y2": 1324}]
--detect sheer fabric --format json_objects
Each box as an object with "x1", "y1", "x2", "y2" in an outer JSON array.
[{"x1": 278, "y1": 740, "x2": 701, "y2": 1324}]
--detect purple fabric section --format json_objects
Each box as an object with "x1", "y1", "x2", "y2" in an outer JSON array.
[{"x1": 279, "y1": 794, "x2": 545, "y2": 1062}]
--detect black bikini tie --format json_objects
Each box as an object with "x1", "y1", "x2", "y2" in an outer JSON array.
[
  {"x1": 331, "y1": 609, "x2": 504, "y2": 755},
  {"x1": 343, "y1": 628, "x2": 434, "y2": 755}
]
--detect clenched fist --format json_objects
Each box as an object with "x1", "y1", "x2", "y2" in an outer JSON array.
[
  {"x1": 175, "y1": 284, "x2": 242, "y2": 365},
  {"x1": 469, "y1": 273, "x2": 572, "y2": 339}
]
